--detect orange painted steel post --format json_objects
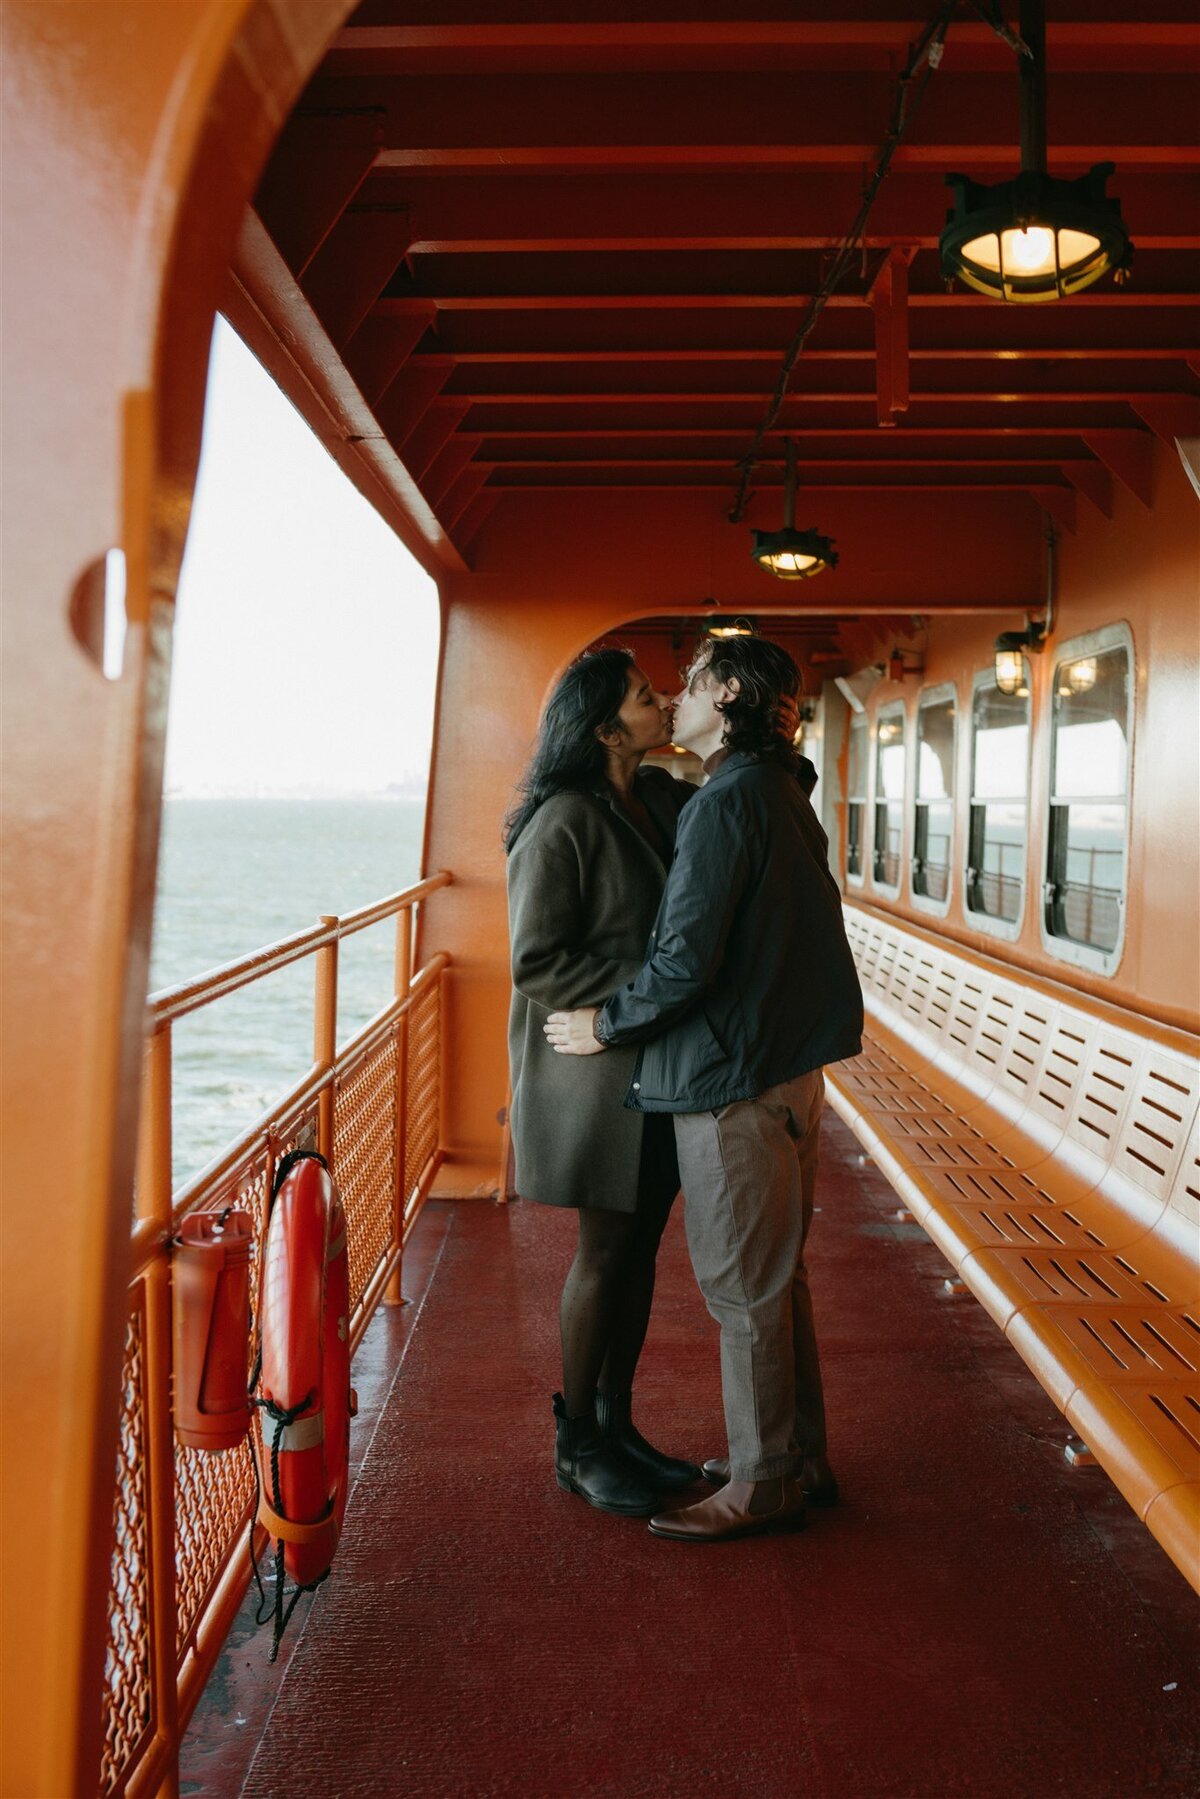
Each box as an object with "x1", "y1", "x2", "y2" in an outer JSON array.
[
  {"x1": 136, "y1": 1026, "x2": 182, "y2": 1799},
  {"x1": 314, "y1": 917, "x2": 339, "y2": 1160},
  {"x1": 385, "y1": 903, "x2": 414, "y2": 1304}
]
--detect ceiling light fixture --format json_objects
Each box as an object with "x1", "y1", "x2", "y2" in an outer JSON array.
[
  {"x1": 750, "y1": 438, "x2": 838, "y2": 581},
  {"x1": 940, "y1": 0, "x2": 1132, "y2": 303},
  {"x1": 993, "y1": 618, "x2": 1046, "y2": 695}
]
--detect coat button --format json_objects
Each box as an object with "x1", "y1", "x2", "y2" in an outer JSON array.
[{"x1": 632, "y1": 1082, "x2": 641, "y2": 1091}]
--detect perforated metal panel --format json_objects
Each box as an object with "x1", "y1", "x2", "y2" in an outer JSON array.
[
  {"x1": 99, "y1": 1294, "x2": 154, "y2": 1795},
  {"x1": 335, "y1": 1023, "x2": 400, "y2": 1310},
  {"x1": 404, "y1": 977, "x2": 442, "y2": 1202}
]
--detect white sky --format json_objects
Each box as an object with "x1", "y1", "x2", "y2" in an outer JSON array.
[{"x1": 164, "y1": 319, "x2": 440, "y2": 795}]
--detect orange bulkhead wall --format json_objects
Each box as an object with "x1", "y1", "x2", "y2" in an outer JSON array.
[
  {"x1": 419, "y1": 454, "x2": 1198, "y2": 1192},
  {"x1": 419, "y1": 483, "x2": 1044, "y2": 1191}
]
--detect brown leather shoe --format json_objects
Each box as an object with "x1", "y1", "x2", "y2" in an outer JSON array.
[
  {"x1": 648, "y1": 1476, "x2": 807, "y2": 1542},
  {"x1": 701, "y1": 1454, "x2": 839, "y2": 1507}
]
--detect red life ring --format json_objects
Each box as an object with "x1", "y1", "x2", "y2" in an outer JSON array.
[{"x1": 254, "y1": 1154, "x2": 353, "y2": 1589}]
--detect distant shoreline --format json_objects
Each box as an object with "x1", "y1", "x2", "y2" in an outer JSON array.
[{"x1": 163, "y1": 790, "x2": 427, "y2": 802}]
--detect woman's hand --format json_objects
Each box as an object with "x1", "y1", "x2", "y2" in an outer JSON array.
[
  {"x1": 544, "y1": 1008, "x2": 605, "y2": 1055},
  {"x1": 777, "y1": 692, "x2": 801, "y2": 742}
]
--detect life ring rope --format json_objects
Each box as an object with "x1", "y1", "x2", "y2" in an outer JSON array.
[
  {"x1": 246, "y1": 1145, "x2": 352, "y2": 1664},
  {"x1": 249, "y1": 1384, "x2": 331, "y2": 1661}
]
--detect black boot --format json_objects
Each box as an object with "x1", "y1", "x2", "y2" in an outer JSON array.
[
  {"x1": 553, "y1": 1393, "x2": 659, "y2": 1517},
  {"x1": 595, "y1": 1389, "x2": 702, "y2": 1492}
]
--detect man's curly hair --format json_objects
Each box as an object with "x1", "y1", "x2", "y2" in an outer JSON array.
[{"x1": 692, "y1": 634, "x2": 801, "y2": 768}]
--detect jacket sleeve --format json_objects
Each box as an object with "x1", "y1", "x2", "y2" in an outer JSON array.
[
  {"x1": 507, "y1": 830, "x2": 640, "y2": 1010},
  {"x1": 596, "y1": 792, "x2": 750, "y2": 1046}
]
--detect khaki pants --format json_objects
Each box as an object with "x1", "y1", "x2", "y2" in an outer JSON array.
[{"x1": 674, "y1": 1070, "x2": 826, "y2": 1482}]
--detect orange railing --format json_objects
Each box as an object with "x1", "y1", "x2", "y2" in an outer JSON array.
[{"x1": 100, "y1": 873, "x2": 451, "y2": 1799}]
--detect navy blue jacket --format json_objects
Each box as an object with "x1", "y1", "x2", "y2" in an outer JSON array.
[{"x1": 595, "y1": 751, "x2": 863, "y2": 1112}]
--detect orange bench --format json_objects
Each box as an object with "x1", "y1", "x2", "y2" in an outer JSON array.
[{"x1": 825, "y1": 902, "x2": 1200, "y2": 1592}]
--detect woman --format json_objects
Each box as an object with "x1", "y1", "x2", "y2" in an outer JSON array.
[{"x1": 505, "y1": 647, "x2": 703, "y2": 1517}]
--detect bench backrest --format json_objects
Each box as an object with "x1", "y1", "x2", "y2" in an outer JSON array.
[{"x1": 843, "y1": 904, "x2": 1200, "y2": 1260}]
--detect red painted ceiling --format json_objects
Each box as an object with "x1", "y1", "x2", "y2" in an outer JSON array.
[{"x1": 249, "y1": 2, "x2": 1200, "y2": 569}]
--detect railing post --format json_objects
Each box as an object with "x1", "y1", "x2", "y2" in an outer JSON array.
[
  {"x1": 314, "y1": 916, "x2": 339, "y2": 1160},
  {"x1": 385, "y1": 903, "x2": 413, "y2": 1304},
  {"x1": 136, "y1": 1024, "x2": 181, "y2": 1799}
]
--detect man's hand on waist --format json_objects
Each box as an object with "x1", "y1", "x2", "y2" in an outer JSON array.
[{"x1": 544, "y1": 1008, "x2": 606, "y2": 1055}]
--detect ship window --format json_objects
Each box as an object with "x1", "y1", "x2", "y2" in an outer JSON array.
[
  {"x1": 872, "y1": 705, "x2": 906, "y2": 890},
  {"x1": 913, "y1": 693, "x2": 955, "y2": 905},
  {"x1": 847, "y1": 716, "x2": 868, "y2": 882},
  {"x1": 1045, "y1": 644, "x2": 1130, "y2": 954},
  {"x1": 967, "y1": 672, "x2": 1029, "y2": 925}
]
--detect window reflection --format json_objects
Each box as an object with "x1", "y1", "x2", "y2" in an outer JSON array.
[
  {"x1": 914, "y1": 696, "x2": 955, "y2": 903},
  {"x1": 1047, "y1": 646, "x2": 1129, "y2": 953},
  {"x1": 968, "y1": 675, "x2": 1028, "y2": 924},
  {"x1": 873, "y1": 705, "x2": 905, "y2": 888},
  {"x1": 847, "y1": 716, "x2": 867, "y2": 880}
]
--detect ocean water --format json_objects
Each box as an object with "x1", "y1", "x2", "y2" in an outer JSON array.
[{"x1": 151, "y1": 798, "x2": 426, "y2": 1186}]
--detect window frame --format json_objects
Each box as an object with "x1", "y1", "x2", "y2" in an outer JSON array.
[
  {"x1": 1039, "y1": 621, "x2": 1135, "y2": 978},
  {"x1": 870, "y1": 701, "x2": 907, "y2": 897},
  {"x1": 963, "y1": 664, "x2": 1031, "y2": 943},
  {"x1": 910, "y1": 682, "x2": 958, "y2": 919},
  {"x1": 845, "y1": 712, "x2": 868, "y2": 888}
]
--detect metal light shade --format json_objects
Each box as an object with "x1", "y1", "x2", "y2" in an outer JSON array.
[
  {"x1": 751, "y1": 437, "x2": 837, "y2": 580},
  {"x1": 940, "y1": 1, "x2": 1133, "y2": 305},
  {"x1": 941, "y1": 165, "x2": 1132, "y2": 303},
  {"x1": 994, "y1": 631, "x2": 1030, "y2": 695},
  {"x1": 751, "y1": 525, "x2": 838, "y2": 581}
]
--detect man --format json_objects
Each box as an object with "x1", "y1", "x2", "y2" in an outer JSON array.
[{"x1": 544, "y1": 635, "x2": 863, "y2": 1541}]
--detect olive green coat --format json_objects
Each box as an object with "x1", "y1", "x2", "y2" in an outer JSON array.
[{"x1": 506, "y1": 767, "x2": 691, "y2": 1211}]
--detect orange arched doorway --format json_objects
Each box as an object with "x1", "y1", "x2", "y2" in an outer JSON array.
[{"x1": 1, "y1": 6, "x2": 354, "y2": 1792}]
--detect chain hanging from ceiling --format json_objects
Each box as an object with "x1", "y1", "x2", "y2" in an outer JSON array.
[{"x1": 728, "y1": 1, "x2": 1032, "y2": 526}]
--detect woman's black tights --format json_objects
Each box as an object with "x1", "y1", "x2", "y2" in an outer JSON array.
[{"x1": 559, "y1": 1184, "x2": 675, "y2": 1419}]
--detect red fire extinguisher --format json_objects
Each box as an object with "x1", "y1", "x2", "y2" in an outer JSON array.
[{"x1": 172, "y1": 1209, "x2": 254, "y2": 1450}]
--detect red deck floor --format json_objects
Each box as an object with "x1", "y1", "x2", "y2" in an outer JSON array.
[{"x1": 184, "y1": 1118, "x2": 1198, "y2": 1798}]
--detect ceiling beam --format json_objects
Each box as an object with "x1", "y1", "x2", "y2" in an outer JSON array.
[
  {"x1": 325, "y1": 22, "x2": 1200, "y2": 80},
  {"x1": 377, "y1": 290, "x2": 1196, "y2": 312},
  {"x1": 403, "y1": 399, "x2": 473, "y2": 481},
  {"x1": 222, "y1": 211, "x2": 465, "y2": 578},
  {"x1": 255, "y1": 110, "x2": 385, "y2": 276},
  {"x1": 374, "y1": 144, "x2": 1199, "y2": 175},
  {"x1": 303, "y1": 212, "x2": 414, "y2": 348},
  {"x1": 395, "y1": 305, "x2": 1200, "y2": 361},
  {"x1": 358, "y1": 170, "x2": 1200, "y2": 255},
  {"x1": 441, "y1": 347, "x2": 1198, "y2": 364},
  {"x1": 469, "y1": 426, "x2": 1105, "y2": 444},
  {"x1": 423, "y1": 433, "x2": 484, "y2": 512},
  {"x1": 305, "y1": 70, "x2": 1199, "y2": 172},
  {"x1": 439, "y1": 463, "x2": 494, "y2": 533},
  {"x1": 1130, "y1": 395, "x2": 1200, "y2": 443},
  {"x1": 1033, "y1": 487, "x2": 1079, "y2": 534},
  {"x1": 343, "y1": 307, "x2": 437, "y2": 407},
  {"x1": 377, "y1": 359, "x2": 454, "y2": 450},
  {"x1": 1062, "y1": 461, "x2": 1115, "y2": 516},
  {"x1": 452, "y1": 490, "x2": 501, "y2": 561},
  {"x1": 1081, "y1": 429, "x2": 1156, "y2": 505},
  {"x1": 871, "y1": 248, "x2": 916, "y2": 427}
]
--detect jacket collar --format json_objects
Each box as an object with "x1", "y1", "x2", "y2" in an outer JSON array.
[
  {"x1": 701, "y1": 748, "x2": 756, "y2": 783},
  {"x1": 589, "y1": 770, "x2": 672, "y2": 870}
]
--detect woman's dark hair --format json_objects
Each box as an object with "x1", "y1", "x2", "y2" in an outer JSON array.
[
  {"x1": 695, "y1": 634, "x2": 801, "y2": 770},
  {"x1": 504, "y1": 647, "x2": 635, "y2": 849}
]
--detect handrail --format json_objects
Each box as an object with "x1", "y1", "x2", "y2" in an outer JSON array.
[
  {"x1": 148, "y1": 870, "x2": 452, "y2": 1025},
  {"x1": 102, "y1": 873, "x2": 454, "y2": 1799}
]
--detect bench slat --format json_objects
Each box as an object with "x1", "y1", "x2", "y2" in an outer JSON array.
[{"x1": 830, "y1": 902, "x2": 1200, "y2": 1593}]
